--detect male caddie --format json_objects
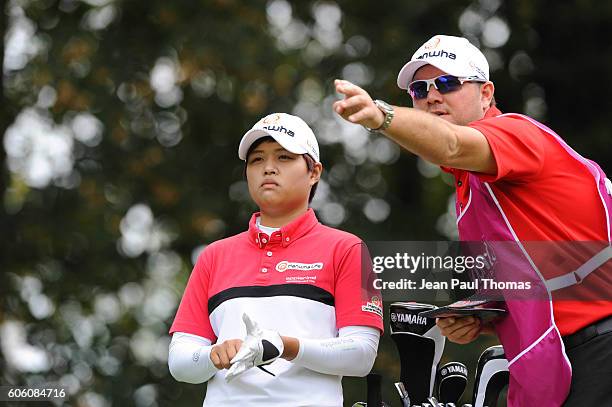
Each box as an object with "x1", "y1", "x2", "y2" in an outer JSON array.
[{"x1": 333, "y1": 35, "x2": 611, "y2": 406}]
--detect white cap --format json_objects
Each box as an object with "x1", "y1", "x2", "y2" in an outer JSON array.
[
  {"x1": 397, "y1": 35, "x2": 489, "y2": 90},
  {"x1": 238, "y1": 113, "x2": 320, "y2": 163}
]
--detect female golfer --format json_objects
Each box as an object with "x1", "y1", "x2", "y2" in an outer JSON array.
[{"x1": 168, "y1": 113, "x2": 383, "y2": 406}]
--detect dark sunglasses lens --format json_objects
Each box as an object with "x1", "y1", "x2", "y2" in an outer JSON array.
[
  {"x1": 409, "y1": 81, "x2": 428, "y2": 99},
  {"x1": 435, "y1": 75, "x2": 462, "y2": 94}
]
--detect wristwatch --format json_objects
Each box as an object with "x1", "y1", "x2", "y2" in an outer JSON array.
[{"x1": 365, "y1": 99, "x2": 395, "y2": 133}]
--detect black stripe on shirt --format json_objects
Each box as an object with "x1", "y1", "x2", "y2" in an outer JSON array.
[{"x1": 208, "y1": 284, "x2": 335, "y2": 314}]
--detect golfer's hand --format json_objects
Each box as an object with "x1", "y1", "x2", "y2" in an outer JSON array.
[
  {"x1": 210, "y1": 339, "x2": 243, "y2": 370},
  {"x1": 225, "y1": 313, "x2": 284, "y2": 382},
  {"x1": 333, "y1": 79, "x2": 385, "y2": 130},
  {"x1": 436, "y1": 316, "x2": 482, "y2": 344}
]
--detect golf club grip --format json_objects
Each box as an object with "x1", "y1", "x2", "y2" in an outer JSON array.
[{"x1": 367, "y1": 373, "x2": 383, "y2": 406}]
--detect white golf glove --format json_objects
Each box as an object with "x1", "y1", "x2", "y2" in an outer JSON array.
[{"x1": 225, "y1": 313, "x2": 284, "y2": 382}]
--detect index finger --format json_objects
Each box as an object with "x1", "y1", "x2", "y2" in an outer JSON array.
[{"x1": 334, "y1": 79, "x2": 364, "y2": 98}]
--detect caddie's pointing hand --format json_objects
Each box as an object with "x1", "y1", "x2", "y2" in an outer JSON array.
[{"x1": 333, "y1": 79, "x2": 385, "y2": 130}]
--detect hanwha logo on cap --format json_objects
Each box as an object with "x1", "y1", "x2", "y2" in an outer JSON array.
[
  {"x1": 262, "y1": 114, "x2": 281, "y2": 124},
  {"x1": 424, "y1": 37, "x2": 441, "y2": 50}
]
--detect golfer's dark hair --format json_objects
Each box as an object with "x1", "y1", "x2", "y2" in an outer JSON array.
[{"x1": 245, "y1": 136, "x2": 319, "y2": 203}]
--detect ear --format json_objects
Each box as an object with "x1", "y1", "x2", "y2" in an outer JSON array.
[
  {"x1": 480, "y1": 81, "x2": 495, "y2": 112},
  {"x1": 309, "y1": 162, "x2": 323, "y2": 185}
]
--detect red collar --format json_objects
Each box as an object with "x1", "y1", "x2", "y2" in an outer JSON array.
[
  {"x1": 247, "y1": 208, "x2": 319, "y2": 249},
  {"x1": 441, "y1": 106, "x2": 503, "y2": 175},
  {"x1": 482, "y1": 105, "x2": 502, "y2": 119}
]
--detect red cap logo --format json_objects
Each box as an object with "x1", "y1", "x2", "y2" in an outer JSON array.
[
  {"x1": 423, "y1": 37, "x2": 441, "y2": 50},
  {"x1": 262, "y1": 114, "x2": 281, "y2": 124}
]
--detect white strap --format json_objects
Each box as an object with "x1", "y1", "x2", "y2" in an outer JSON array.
[
  {"x1": 545, "y1": 246, "x2": 612, "y2": 291},
  {"x1": 605, "y1": 177, "x2": 612, "y2": 196}
]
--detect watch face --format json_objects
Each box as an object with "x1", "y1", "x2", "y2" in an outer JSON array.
[{"x1": 376, "y1": 100, "x2": 393, "y2": 113}]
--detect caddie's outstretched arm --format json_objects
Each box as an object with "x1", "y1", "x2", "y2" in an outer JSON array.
[{"x1": 333, "y1": 79, "x2": 497, "y2": 175}]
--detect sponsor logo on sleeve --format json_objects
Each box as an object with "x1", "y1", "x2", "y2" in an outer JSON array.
[
  {"x1": 362, "y1": 295, "x2": 383, "y2": 317},
  {"x1": 192, "y1": 351, "x2": 200, "y2": 362}
]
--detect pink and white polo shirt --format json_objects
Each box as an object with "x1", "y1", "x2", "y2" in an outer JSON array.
[{"x1": 170, "y1": 209, "x2": 383, "y2": 406}]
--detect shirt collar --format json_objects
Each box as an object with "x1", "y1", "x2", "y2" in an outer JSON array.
[
  {"x1": 248, "y1": 208, "x2": 319, "y2": 248},
  {"x1": 441, "y1": 106, "x2": 503, "y2": 175},
  {"x1": 483, "y1": 105, "x2": 502, "y2": 119}
]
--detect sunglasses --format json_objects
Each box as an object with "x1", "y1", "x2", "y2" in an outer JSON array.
[{"x1": 408, "y1": 74, "x2": 485, "y2": 100}]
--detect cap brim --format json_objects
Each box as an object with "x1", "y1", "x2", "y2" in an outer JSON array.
[
  {"x1": 397, "y1": 59, "x2": 470, "y2": 90},
  {"x1": 397, "y1": 60, "x2": 429, "y2": 90},
  {"x1": 238, "y1": 129, "x2": 308, "y2": 160}
]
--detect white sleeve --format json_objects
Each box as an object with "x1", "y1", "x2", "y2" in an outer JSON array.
[
  {"x1": 291, "y1": 326, "x2": 380, "y2": 377},
  {"x1": 168, "y1": 332, "x2": 218, "y2": 384}
]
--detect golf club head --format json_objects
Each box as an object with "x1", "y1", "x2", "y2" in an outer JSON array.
[
  {"x1": 390, "y1": 302, "x2": 445, "y2": 404},
  {"x1": 437, "y1": 361, "x2": 468, "y2": 404},
  {"x1": 472, "y1": 345, "x2": 509, "y2": 407}
]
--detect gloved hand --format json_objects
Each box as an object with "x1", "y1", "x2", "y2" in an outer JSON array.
[{"x1": 225, "y1": 313, "x2": 284, "y2": 382}]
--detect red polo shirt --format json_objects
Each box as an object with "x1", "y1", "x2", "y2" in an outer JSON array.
[
  {"x1": 171, "y1": 208, "x2": 383, "y2": 339},
  {"x1": 169, "y1": 209, "x2": 383, "y2": 405},
  {"x1": 445, "y1": 107, "x2": 611, "y2": 335}
]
